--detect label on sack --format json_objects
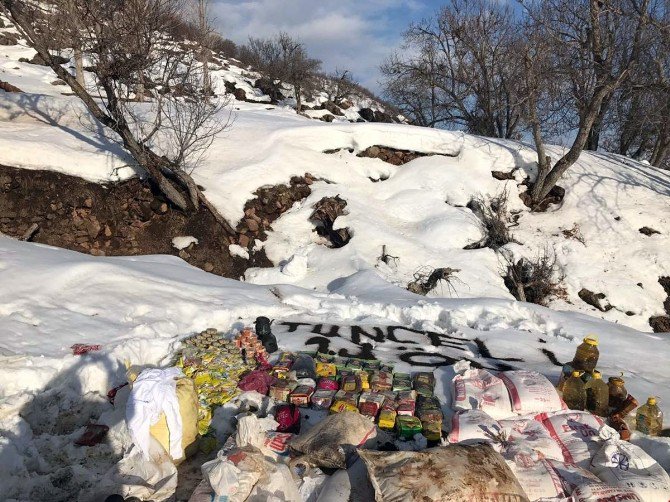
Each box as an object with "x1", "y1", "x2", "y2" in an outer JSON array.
[
  {"x1": 452, "y1": 368, "x2": 514, "y2": 420},
  {"x1": 263, "y1": 432, "x2": 293, "y2": 456},
  {"x1": 538, "y1": 411, "x2": 604, "y2": 466},
  {"x1": 499, "y1": 370, "x2": 564, "y2": 415}
]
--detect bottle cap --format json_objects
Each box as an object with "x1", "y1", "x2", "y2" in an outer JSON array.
[
  {"x1": 584, "y1": 336, "x2": 598, "y2": 346},
  {"x1": 648, "y1": 397, "x2": 657, "y2": 405},
  {"x1": 571, "y1": 370, "x2": 581, "y2": 377},
  {"x1": 592, "y1": 371, "x2": 602, "y2": 379}
]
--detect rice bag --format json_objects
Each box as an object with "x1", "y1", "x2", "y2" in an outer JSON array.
[
  {"x1": 499, "y1": 417, "x2": 564, "y2": 461},
  {"x1": 538, "y1": 411, "x2": 604, "y2": 467},
  {"x1": 571, "y1": 483, "x2": 644, "y2": 502},
  {"x1": 447, "y1": 409, "x2": 500, "y2": 444},
  {"x1": 589, "y1": 426, "x2": 670, "y2": 502},
  {"x1": 452, "y1": 367, "x2": 514, "y2": 420},
  {"x1": 499, "y1": 370, "x2": 563, "y2": 415}
]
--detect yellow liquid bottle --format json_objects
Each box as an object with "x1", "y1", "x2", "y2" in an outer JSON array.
[
  {"x1": 573, "y1": 336, "x2": 599, "y2": 372},
  {"x1": 584, "y1": 371, "x2": 609, "y2": 416},
  {"x1": 636, "y1": 397, "x2": 663, "y2": 436},
  {"x1": 563, "y1": 371, "x2": 586, "y2": 411}
]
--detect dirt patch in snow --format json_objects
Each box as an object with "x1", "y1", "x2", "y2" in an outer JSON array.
[
  {"x1": 0, "y1": 165, "x2": 265, "y2": 277},
  {"x1": 324, "y1": 145, "x2": 451, "y2": 166},
  {"x1": 578, "y1": 288, "x2": 613, "y2": 312},
  {"x1": 236, "y1": 174, "x2": 314, "y2": 249},
  {"x1": 650, "y1": 276, "x2": 670, "y2": 333},
  {"x1": 639, "y1": 226, "x2": 662, "y2": 236}
]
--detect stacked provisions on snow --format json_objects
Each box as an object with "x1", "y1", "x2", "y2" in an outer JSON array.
[{"x1": 119, "y1": 324, "x2": 669, "y2": 501}]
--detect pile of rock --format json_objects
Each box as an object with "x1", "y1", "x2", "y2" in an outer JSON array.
[{"x1": 357, "y1": 145, "x2": 433, "y2": 166}]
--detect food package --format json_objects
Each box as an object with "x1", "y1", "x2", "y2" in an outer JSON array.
[
  {"x1": 269, "y1": 380, "x2": 298, "y2": 402},
  {"x1": 396, "y1": 390, "x2": 417, "y2": 416},
  {"x1": 311, "y1": 389, "x2": 337, "y2": 410},
  {"x1": 413, "y1": 372, "x2": 435, "y2": 397},
  {"x1": 316, "y1": 377, "x2": 339, "y2": 391},
  {"x1": 393, "y1": 373, "x2": 412, "y2": 392},
  {"x1": 341, "y1": 373, "x2": 362, "y2": 393},
  {"x1": 452, "y1": 367, "x2": 514, "y2": 420},
  {"x1": 379, "y1": 391, "x2": 397, "y2": 411},
  {"x1": 292, "y1": 354, "x2": 317, "y2": 380},
  {"x1": 289, "y1": 385, "x2": 314, "y2": 407},
  {"x1": 396, "y1": 415, "x2": 423, "y2": 439},
  {"x1": 370, "y1": 371, "x2": 393, "y2": 392},
  {"x1": 316, "y1": 362, "x2": 337, "y2": 378},
  {"x1": 499, "y1": 370, "x2": 564, "y2": 415},
  {"x1": 346, "y1": 359, "x2": 363, "y2": 372},
  {"x1": 330, "y1": 400, "x2": 359, "y2": 414},
  {"x1": 537, "y1": 411, "x2": 604, "y2": 467},
  {"x1": 378, "y1": 409, "x2": 397, "y2": 430},
  {"x1": 358, "y1": 392, "x2": 386, "y2": 418},
  {"x1": 360, "y1": 372, "x2": 370, "y2": 391},
  {"x1": 421, "y1": 420, "x2": 442, "y2": 441},
  {"x1": 416, "y1": 395, "x2": 443, "y2": 422}
]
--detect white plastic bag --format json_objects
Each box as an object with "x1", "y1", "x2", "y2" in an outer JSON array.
[
  {"x1": 505, "y1": 452, "x2": 566, "y2": 501},
  {"x1": 571, "y1": 483, "x2": 644, "y2": 502},
  {"x1": 538, "y1": 411, "x2": 604, "y2": 467},
  {"x1": 447, "y1": 409, "x2": 500, "y2": 444},
  {"x1": 590, "y1": 426, "x2": 670, "y2": 502},
  {"x1": 247, "y1": 462, "x2": 300, "y2": 502},
  {"x1": 499, "y1": 370, "x2": 564, "y2": 415},
  {"x1": 452, "y1": 366, "x2": 514, "y2": 420},
  {"x1": 289, "y1": 411, "x2": 377, "y2": 468},
  {"x1": 201, "y1": 447, "x2": 265, "y2": 502},
  {"x1": 499, "y1": 417, "x2": 564, "y2": 461}
]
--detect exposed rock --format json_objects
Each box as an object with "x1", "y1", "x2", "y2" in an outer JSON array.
[
  {"x1": 51, "y1": 79, "x2": 67, "y2": 86},
  {"x1": 254, "y1": 77, "x2": 284, "y2": 103},
  {"x1": 492, "y1": 170, "x2": 515, "y2": 180},
  {"x1": 639, "y1": 226, "x2": 661, "y2": 236},
  {"x1": 204, "y1": 262, "x2": 214, "y2": 272},
  {"x1": 578, "y1": 288, "x2": 612, "y2": 312},
  {"x1": 519, "y1": 185, "x2": 566, "y2": 211},
  {"x1": 0, "y1": 32, "x2": 18, "y2": 45},
  {"x1": 320, "y1": 114, "x2": 335, "y2": 123},
  {"x1": 19, "y1": 53, "x2": 69, "y2": 66},
  {"x1": 0, "y1": 80, "x2": 22, "y2": 93},
  {"x1": 238, "y1": 234, "x2": 251, "y2": 248},
  {"x1": 649, "y1": 316, "x2": 670, "y2": 333},
  {"x1": 358, "y1": 108, "x2": 376, "y2": 122},
  {"x1": 356, "y1": 145, "x2": 436, "y2": 166},
  {"x1": 310, "y1": 195, "x2": 351, "y2": 248},
  {"x1": 234, "y1": 87, "x2": 247, "y2": 101},
  {"x1": 245, "y1": 218, "x2": 259, "y2": 232}
]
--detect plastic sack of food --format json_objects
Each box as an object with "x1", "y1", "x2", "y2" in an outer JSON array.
[
  {"x1": 291, "y1": 354, "x2": 316, "y2": 380},
  {"x1": 316, "y1": 361, "x2": 337, "y2": 378},
  {"x1": 499, "y1": 370, "x2": 564, "y2": 415},
  {"x1": 537, "y1": 411, "x2": 604, "y2": 467},
  {"x1": 311, "y1": 389, "x2": 336, "y2": 410},
  {"x1": 505, "y1": 453, "x2": 567, "y2": 501},
  {"x1": 201, "y1": 447, "x2": 266, "y2": 502},
  {"x1": 263, "y1": 432, "x2": 293, "y2": 458},
  {"x1": 275, "y1": 404, "x2": 301, "y2": 434},
  {"x1": 571, "y1": 483, "x2": 644, "y2": 502},
  {"x1": 498, "y1": 417, "x2": 564, "y2": 461},
  {"x1": 246, "y1": 461, "x2": 300, "y2": 502},
  {"x1": 452, "y1": 366, "x2": 514, "y2": 420},
  {"x1": 289, "y1": 411, "x2": 377, "y2": 468},
  {"x1": 359, "y1": 445, "x2": 529, "y2": 502},
  {"x1": 589, "y1": 426, "x2": 670, "y2": 502},
  {"x1": 447, "y1": 409, "x2": 500, "y2": 444}
]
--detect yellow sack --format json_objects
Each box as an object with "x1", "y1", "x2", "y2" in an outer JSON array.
[{"x1": 127, "y1": 365, "x2": 199, "y2": 463}]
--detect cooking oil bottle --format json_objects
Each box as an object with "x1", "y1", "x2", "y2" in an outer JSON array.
[
  {"x1": 636, "y1": 397, "x2": 663, "y2": 436},
  {"x1": 563, "y1": 371, "x2": 586, "y2": 411},
  {"x1": 584, "y1": 371, "x2": 609, "y2": 416},
  {"x1": 608, "y1": 374, "x2": 628, "y2": 409},
  {"x1": 572, "y1": 336, "x2": 599, "y2": 372}
]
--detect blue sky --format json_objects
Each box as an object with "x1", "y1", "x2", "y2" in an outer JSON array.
[{"x1": 211, "y1": 0, "x2": 446, "y2": 94}]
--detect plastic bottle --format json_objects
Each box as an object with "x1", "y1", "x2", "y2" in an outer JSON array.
[
  {"x1": 636, "y1": 397, "x2": 663, "y2": 436},
  {"x1": 572, "y1": 336, "x2": 599, "y2": 372},
  {"x1": 584, "y1": 371, "x2": 609, "y2": 416},
  {"x1": 557, "y1": 363, "x2": 574, "y2": 392},
  {"x1": 608, "y1": 375, "x2": 628, "y2": 409},
  {"x1": 563, "y1": 371, "x2": 587, "y2": 411}
]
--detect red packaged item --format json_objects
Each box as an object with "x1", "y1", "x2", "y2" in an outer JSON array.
[
  {"x1": 317, "y1": 378, "x2": 339, "y2": 391},
  {"x1": 311, "y1": 389, "x2": 336, "y2": 409},
  {"x1": 289, "y1": 385, "x2": 315, "y2": 407},
  {"x1": 275, "y1": 404, "x2": 301, "y2": 433},
  {"x1": 71, "y1": 344, "x2": 102, "y2": 355},
  {"x1": 396, "y1": 390, "x2": 417, "y2": 416},
  {"x1": 238, "y1": 370, "x2": 276, "y2": 395},
  {"x1": 371, "y1": 371, "x2": 393, "y2": 392},
  {"x1": 380, "y1": 391, "x2": 397, "y2": 410},
  {"x1": 359, "y1": 401, "x2": 380, "y2": 418}
]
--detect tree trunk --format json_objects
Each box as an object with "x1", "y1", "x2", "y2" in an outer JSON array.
[
  {"x1": 2, "y1": 0, "x2": 234, "y2": 230},
  {"x1": 74, "y1": 47, "x2": 85, "y2": 87},
  {"x1": 295, "y1": 84, "x2": 302, "y2": 113},
  {"x1": 531, "y1": 84, "x2": 614, "y2": 205},
  {"x1": 585, "y1": 93, "x2": 611, "y2": 151}
]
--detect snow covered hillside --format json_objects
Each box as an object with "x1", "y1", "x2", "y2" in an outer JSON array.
[
  {"x1": 1, "y1": 15, "x2": 669, "y2": 332},
  {"x1": 1, "y1": 236, "x2": 670, "y2": 500}
]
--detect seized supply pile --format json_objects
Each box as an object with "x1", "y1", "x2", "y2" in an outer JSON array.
[{"x1": 115, "y1": 322, "x2": 669, "y2": 501}]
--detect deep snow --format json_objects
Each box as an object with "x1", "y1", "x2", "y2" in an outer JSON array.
[{"x1": 1, "y1": 12, "x2": 670, "y2": 501}]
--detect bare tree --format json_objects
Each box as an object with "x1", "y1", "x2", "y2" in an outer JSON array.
[
  {"x1": 520, "y1": 0, "x2": 655, "y2": 207},
  {"x1": 381, "y1": 0, "x2": 522, "y2": 137},
  {"x1": 240, "y1": 32, "x2": 321, "y2": 113},
  {"x1": 195, "y1": 0, "x2": 212, "y2": 96},
  {"x1": 1, "y1": 0, "x2": 235, "y2": 232},
  {"x1": 323, "y1": 68, "x2": 356, "y2": 106}
]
